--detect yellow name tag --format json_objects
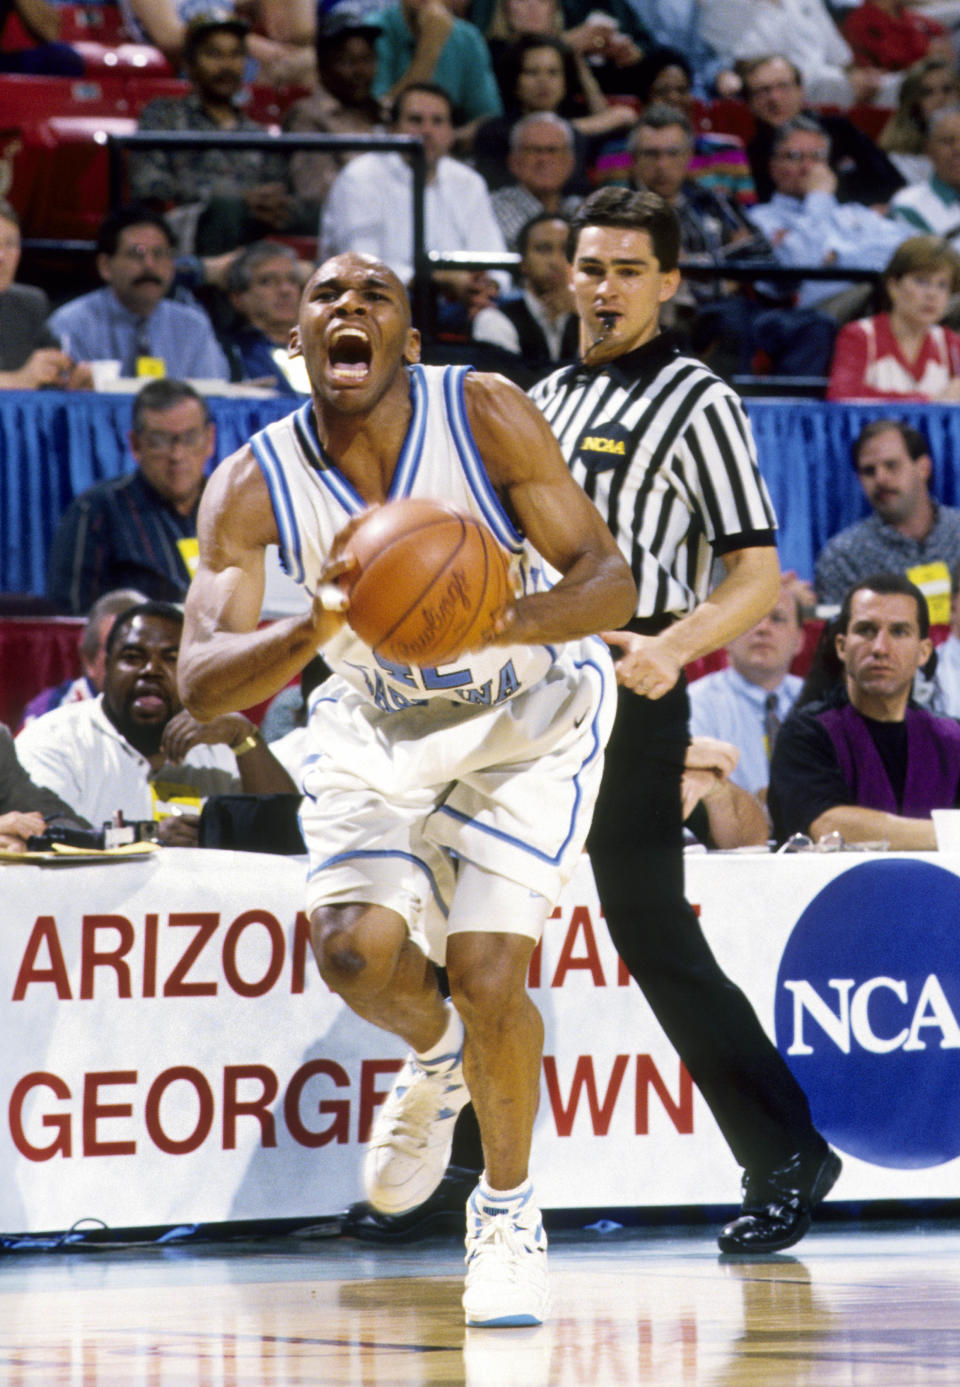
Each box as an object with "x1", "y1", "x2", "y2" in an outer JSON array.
[
  {"x1": 150, "y1": 781, "x2": 204, "y2": 821},
  {"x1": 135, "y1": 356, "x2": 166, "y2": 378},
  {"x1": 906, "y1": 561, "x2": 951, "y2": 626},
  {"x1": 177, "y1": 536, "x2": 200, "y2": 578}
]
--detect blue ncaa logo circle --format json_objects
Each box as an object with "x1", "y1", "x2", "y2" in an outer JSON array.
[{"x1": 774, "y1": 860, "x2": 960, "y2": 1168}]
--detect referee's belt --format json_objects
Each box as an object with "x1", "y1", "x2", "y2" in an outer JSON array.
[{"x1": 622, "y1": 614, "x2": 680, "y2": 637}]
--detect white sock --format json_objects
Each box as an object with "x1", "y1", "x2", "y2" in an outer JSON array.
[
  {"x1": 479, "y1": 1173, "x2": 532, "y2": 1205},
  {"x1": 415, "y1": 1003, "x2": 464, "y2": 1069}
]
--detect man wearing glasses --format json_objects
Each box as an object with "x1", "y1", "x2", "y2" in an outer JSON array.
[
  {"x1": 740, "y1": 54, "x2": 903, "y2": 207},
  {"x1": 48, "y1": 203, "x2": 229, "y2": 382},
  {"x1": 746, "y1": 115, "x2": 912, "y2": 318},
  {"x1": 47, "y1": 379, "x2": 216, "y2": 614},
  {"x1": 629, "y1": 103, "x2": 836, "y2": 379}
]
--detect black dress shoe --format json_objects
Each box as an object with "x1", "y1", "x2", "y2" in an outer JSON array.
[
  {"x1": 717, "y1": 1142, "x2": 842, "y2": 1254},
  {"x1": 340, "y1": 1165, "x2": 481, "y2": 1243}
]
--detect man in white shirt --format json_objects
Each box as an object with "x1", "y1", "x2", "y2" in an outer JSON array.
[
  {"x1": 319, "y1": 81, "x2": 508, "y2": 325},
  {"x1": 17, "y1": 601, "x2": 295, "y2": 843},
  {"x1": 689, "y1": 586, "x2": 806, "y2": 798}
]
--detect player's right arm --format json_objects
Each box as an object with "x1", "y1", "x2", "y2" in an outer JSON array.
[{"x1": 178, "y1": 446, "x2": 349, "y2": 722}]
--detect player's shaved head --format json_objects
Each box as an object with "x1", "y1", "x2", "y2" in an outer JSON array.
[{"x1": 304, "y1": 253, "x2": 412, "y2": 330}]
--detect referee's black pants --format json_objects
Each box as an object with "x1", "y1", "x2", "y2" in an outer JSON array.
[{"x1": 586, "y1": 679, "x2": 820, "y2": 1175}]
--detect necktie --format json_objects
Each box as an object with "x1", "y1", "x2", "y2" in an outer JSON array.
[
  {"x1": 764, "y1": 692, "x2": 781, "y2": 760},
  {"x1": 125, "y1": 320, "x2": 151, "y2": 377}
]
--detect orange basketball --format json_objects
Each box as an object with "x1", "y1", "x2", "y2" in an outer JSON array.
[{"x1": 342, "y1": 498, "x2": 513, "y2": 665}]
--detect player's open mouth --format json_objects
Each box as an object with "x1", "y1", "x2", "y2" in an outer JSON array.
[{"x1": 328, "y1": 327, "x2": 372, "y2": 383}]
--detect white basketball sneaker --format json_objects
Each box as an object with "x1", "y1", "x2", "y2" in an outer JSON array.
[
  {"x1": 363, "y1": 1049, "x2": 470, "y2": 1214},
  {"x1": 462, "y1": 1181, "x2": 549, "y2": 1328}
]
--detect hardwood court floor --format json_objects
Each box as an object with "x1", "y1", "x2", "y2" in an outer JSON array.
[{"x1": 1, "y1": 1218, "x2": 959, "y2": 1386}]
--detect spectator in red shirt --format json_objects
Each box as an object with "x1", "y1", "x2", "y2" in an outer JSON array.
[{"x1": 827, "y1": 234, "x2": 960, "y2": 400}]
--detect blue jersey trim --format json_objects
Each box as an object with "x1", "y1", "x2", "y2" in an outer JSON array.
[
  {"x1": 389, "y1": 365, "x2": 428, "y2": 498},
  {"x1": 252, "y1": 427, "x2": 306, "y2": 587},
  {"x1": 294, "y1": 398, "x2": 371, "y2": 514},
  {"x1": 443, "y1": 366, "x2": 525, "y2": 554},
  {"x1": 434, "y1": 653, "x2": 609, "y2": 863},
  {"x1": 306, "y1": 848, "x2": 449, "y2": 919}
]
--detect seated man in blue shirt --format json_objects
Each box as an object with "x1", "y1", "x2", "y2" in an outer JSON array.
[
  {"x1": 48, "y1": 204, "x2": 230, "y2": 382},
  {"x1": 690, "y1": 585, "x2": 806, "y2": 801},
  {"x1": 746, "y1": 116, "x2": 912, "y2": 319},
  {"x1": 47, "y1": 379, "x2": 215, "y2": 615}
]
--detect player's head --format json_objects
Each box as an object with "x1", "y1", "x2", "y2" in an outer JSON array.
[
  {"x1": 292, "y1": 253, "x2": 421, "y2": 413},
  {"x1": 567, "y1": 188, "x2": 681, "y2": 365}
]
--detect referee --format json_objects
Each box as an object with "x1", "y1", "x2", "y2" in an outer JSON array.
[{"x1": 531, "y1": 186, "x2": 841, "y2": 1253}]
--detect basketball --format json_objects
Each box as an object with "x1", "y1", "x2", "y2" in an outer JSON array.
[{"x1": 341, "y1": 498, "x2": 513, "y2": 665}]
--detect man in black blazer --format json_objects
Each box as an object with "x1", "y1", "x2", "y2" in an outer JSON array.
[{"x1": 742, "y1": 54, "x2": 903, "y2": 208}]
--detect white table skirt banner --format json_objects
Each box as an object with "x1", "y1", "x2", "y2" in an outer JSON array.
[{"x1": 2, "y1": 847, "x2": 959, "y2": 1233}]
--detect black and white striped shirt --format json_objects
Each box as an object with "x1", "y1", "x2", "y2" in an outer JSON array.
[{"x1": 531, "y1": 335, "x2": 777, "y2": 621}]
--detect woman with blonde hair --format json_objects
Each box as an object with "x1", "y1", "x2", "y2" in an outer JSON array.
[
  {"x1": 827, "y1": 234, "x2": 960, "y2": 400},
  {"x1": 879, "y1": 56, "x2": 960, "y2": 183}
]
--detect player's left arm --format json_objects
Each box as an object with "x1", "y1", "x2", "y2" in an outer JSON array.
[{"x1": 464, "y1": 373, "x2": 637, "y2": 644}]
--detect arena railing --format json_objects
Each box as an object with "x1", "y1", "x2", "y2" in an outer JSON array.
[
  {"x1": 104, "y1": 128, "x2": 431, "y2": 324},
  {"x1": 100, "y1": 128, "x2": 884, "y2": 356}
]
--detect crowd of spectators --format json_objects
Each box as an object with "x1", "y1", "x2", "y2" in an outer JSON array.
[
  {"x1": 6, "y1": 0, "x2": 960, "y2": 854},
  {"x1": 11, "y1": 4, "x2": 960, "y2": 388}
]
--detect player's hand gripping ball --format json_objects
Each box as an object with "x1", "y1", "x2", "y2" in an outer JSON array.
[{"x1": 339, "y1": 498, "x2": 513, "y2": 665}]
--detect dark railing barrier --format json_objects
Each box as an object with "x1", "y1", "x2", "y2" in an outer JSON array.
[
  {"x1": 106, "y1": 129, "x2": 431, "y2": 327},
  {"x1": 102, "y1": 129, "x2": 885, "y2": 337}
]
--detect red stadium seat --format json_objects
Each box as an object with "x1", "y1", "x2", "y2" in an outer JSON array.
[
  {"x1": 70, "y1": 40, "x2": 173, "y2": 78},
  {"x1": 695, "y1": 98, "x2": 756, "y2": 144},
  {"x1": 0, "y1": 72, "x2": 127, "y2": 120},
  {"x1": 845, "y1": 104, "x2": 895, "y2": 141},
  {"x1": 25, "y1": 113, "x2": 136, "y2": 240}
]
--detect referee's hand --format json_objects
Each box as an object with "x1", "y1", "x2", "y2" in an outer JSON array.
[{"x1": 601, "y1": 629, "x2": 681, "y2": 699}]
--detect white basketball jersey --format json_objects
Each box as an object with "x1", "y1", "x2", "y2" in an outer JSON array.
[{"x1": 251, "y1": 364, "x2": 556, "y2": 709}]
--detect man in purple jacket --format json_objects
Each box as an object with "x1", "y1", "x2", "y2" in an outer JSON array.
[{"x1": 769, "y1": 571, "x2": 960, "y2": 848}]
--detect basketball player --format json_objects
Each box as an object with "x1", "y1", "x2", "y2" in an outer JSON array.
[
  {"x1": 177, "y1": 251, "x2": 636, "y2": 1326},
  {"x1": 530, "y1": 187, "x2": 841, "y2": 1254}
]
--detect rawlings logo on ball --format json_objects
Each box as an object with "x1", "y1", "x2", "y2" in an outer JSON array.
[{"x1": 341, "y1": 498, "x2": 512, "y2": 666}]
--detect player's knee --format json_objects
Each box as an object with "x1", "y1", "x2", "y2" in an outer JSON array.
[
  {"x1": 447, "y1": 935, "x2": 531, "y2": 1024},
  {"x1": 310, "y1": 905, "x2": 386, "y2": 994}
]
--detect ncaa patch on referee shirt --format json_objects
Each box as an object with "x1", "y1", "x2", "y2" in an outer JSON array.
[{"x1": 575, "y1": 422, "x2": 631, "y2": 471}]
